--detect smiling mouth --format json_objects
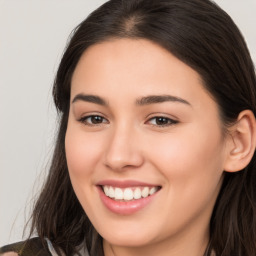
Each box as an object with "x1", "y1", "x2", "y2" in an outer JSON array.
[{"x1": 101, "y1": 185, "x2": 161, "y2": 201}]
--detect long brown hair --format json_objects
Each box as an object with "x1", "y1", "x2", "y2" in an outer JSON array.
[{"x1": 28, "y1": 0, "x2": 256, "y2": 255}]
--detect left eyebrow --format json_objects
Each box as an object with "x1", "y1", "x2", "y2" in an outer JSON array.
[{"x1": 135, "y1": 95, "x2": 191, "y2": 106}]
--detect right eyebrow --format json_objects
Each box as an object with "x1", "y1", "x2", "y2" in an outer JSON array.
[{"x1": 72, "y1": 93, "x2": 108, "y2": 106}]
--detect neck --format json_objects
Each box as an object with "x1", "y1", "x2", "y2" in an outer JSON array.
[{"x1": 103, "y1": 225, "x2": 210, "y2": 256}]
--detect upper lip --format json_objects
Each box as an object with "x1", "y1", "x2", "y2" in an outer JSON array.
[{"x1": 97, "y1": 179, "x2": 161, "y2": 188}]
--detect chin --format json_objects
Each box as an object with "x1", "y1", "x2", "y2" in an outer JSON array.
[{"x1": 99, "y1": 227, "x2": 156, "y2": 247}]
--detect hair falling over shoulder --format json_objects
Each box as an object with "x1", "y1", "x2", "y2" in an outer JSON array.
[{"x1": 26, "y1": 0, "x2": 256, "y2": 255}]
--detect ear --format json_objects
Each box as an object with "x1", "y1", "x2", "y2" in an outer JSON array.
[{"x1": 224, "y1": 110, "x2": 256, "y2": 172}]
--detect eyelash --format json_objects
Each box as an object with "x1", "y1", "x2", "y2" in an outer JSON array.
[{"x1": 78, "y1": 115, "x2": 178, "y2": 127}]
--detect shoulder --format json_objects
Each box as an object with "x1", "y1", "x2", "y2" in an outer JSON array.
[
  {"x1": 0, "y1": 253, "x2": 19, "y2": 256},
  {"x1": 0, "y1": 237, "x2": 52, "y2": 256}
]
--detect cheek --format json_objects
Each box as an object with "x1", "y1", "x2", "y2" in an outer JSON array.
[
  {"x1": 65, "y1": 125, "x2": 104, "y2": 214},
  {"x1": 147, "y1": 123, "x2": 225, "y2": 203},
  {"x1": 65, "y1": 126, "x2": 104, "y2": 178},
  {"x1": 141, "y1": 125, "x2": 225, "y2": 235},
  {"x1": 151, "y1": 122, "x2": 225, "y2": 174}
]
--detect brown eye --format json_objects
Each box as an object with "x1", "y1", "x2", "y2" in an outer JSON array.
[
  {"x1": 147, "y1": 116, "x2": 178, "y2": 127},
  {"x1": 155, "y1": 117, "x2": 169, "y2": 125},
  {"x1": 79, "y1": 115, "x2": 108, "y2": 125},
  {"x1": 90, "y1": 116, "x2": 104, "y2": 124}
]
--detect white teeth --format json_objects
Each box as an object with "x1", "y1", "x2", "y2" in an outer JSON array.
[
  {"x1": 123, "y1": 188, "x2": 133, "y2": 200},
  {"x1": 149, "y1": 187, "x2": 157, "y2": 195},
  {"x1": 134, "y1": 188, "x2": 142, "y2": 199},
  {"x1": 102, "y1": 186, "x2": 159, "y2": 201},
  {"x1": 115, "y1": 188, "x2": 123, "y2": 200},
  {"x1": 108, "y1": 187, "x2": 115, "y2": 198},
  {"x1": 103, "y1": 186, "x2": 109, "y2": 196},
  {"x1": 142, "y1": 187, "x2": 149, "y2": 198}
]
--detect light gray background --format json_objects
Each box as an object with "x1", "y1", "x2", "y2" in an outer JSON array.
[{"x1": 0, "y1": 0, "x2": 255, "y2": 246}]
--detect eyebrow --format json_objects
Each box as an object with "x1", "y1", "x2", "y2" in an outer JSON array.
[
  {"x1": 135, "y1": 95, "x2": 191, "y2": 106},
  {"x1": 72, "y1": 93, "x2": 191, "y2": 107},
  {"x1": 72, "y1": 94, "x2": 108, "y2": 106}
]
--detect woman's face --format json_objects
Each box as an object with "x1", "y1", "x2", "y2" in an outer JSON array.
[{"x1": 65, "y1": 39, "x2": 229, "y2": 253}]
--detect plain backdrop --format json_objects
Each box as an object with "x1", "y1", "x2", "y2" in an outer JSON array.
[{"x1": 0, "y1": 0, "x2": 255, "y2": 246}]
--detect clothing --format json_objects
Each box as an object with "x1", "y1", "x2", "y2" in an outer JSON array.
[
  {"x1": 0, "y1": 238, "x2": 89, "y2": 256},
  {"x1": 0, "y1": 237, "x2": 51, "y2": 256}
]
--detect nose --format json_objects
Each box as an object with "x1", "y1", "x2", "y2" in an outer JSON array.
[{"x1": 103, "y1": 124, "x2": 144, "y2": 171}]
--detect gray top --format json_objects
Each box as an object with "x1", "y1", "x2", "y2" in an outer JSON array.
[{"x1": 45, "y1": 238, "x2": 89, "y2": 256}]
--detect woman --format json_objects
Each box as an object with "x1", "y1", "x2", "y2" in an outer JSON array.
[{"x1": 1, "y1": 0, "x2": 256, "y2": 255}]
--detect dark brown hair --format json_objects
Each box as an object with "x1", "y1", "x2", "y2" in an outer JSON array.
[{"x1": 28, "y1": 0, "x2": 256, "y2": 255}]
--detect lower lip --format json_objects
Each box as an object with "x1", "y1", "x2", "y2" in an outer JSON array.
[{"x1": 97, "y1": 186, "x2": 159, "y2": 215}]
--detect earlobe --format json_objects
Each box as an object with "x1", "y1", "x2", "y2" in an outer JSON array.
[{"x1": 224, "y1": 110, "x2": 256, "y2": 173}]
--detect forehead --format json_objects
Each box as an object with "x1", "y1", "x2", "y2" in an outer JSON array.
[
  {"x1": 71, "y1": 38, "x2": 214, "y2": 109},
  {"x1": 72, "y1": 38, "x2": 200, "y2": 83}
]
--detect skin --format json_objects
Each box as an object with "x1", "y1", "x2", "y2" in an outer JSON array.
[{"x1": 65, "y1": 38, "x2": 234, "y2": 256}]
